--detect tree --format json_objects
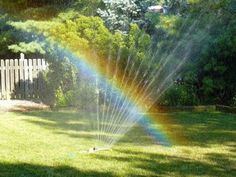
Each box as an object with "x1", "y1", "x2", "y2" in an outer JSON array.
[
  {"x1": 97, "y1": 0, "x2": 157, "y2": 32},
  {"x1": 0, "y1": 15, "x2": 15, "y2": 57}
]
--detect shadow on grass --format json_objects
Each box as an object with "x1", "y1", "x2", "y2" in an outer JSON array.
[
  {"x1": 0, "y1": 162, "x2": 114, "y2": 177},
  {"x1": 206, "y1": 153, "x2": 236, "y2": 172},
  {"x1": 94, "y1": 149, "x2": 235, "y2": 177},
  {"x1": 20, "y1": 111, "x2": 94, "y2": 132},
  {"x1": 171, "y1": 112, "x2": 236, "y2": 146}
]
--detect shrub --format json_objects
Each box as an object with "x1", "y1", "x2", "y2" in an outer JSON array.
[
  {"x1": 159, "y1": 84, "x2": 199, "y2": 106},
  {"x1": 55, "y1": 87, "x2": 67, "y2": 107},
  {"x1": 38, "y1": 56, "x2": 79, "y2": 108}
]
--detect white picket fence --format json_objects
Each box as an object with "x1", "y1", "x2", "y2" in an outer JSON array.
[{"x1": 0, "y1": 53, "x2": 48, "y2": 100}]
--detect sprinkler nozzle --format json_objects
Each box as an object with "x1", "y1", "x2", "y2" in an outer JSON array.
[{"x1": 88, "y1": 147, "x2": 111, "y2": 153}]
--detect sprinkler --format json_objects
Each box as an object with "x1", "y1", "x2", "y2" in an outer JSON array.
[{"x1": 88, "y1": 147, "x2": 111, "y2": 153}]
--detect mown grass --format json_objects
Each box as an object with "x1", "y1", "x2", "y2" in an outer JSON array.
[{"x1": 0, "y1": 111, "x2": 235, "y2": 177}]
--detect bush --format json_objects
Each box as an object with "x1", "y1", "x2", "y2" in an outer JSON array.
[
  {"x1": 159, "y1": 84, "x2": 199, "y2": 106},
  {"x1": 55, "y1": 87, "x2": 67, "y2": 107},
  {"x1": 38, "y1": 55, "x2": 79, "y2": 108}
]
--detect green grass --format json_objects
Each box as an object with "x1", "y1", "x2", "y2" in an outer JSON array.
[{"x1": 0, "y1": 111, "x2": 235, "y2": 177}]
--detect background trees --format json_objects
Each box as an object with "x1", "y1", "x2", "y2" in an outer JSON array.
[{"x1": 0, "y1": 0, "x2": 235, "y2": 107}]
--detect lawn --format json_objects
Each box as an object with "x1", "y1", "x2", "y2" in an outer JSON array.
[{"x1": 0, "y1": 111, "x2": 235, "y2": 177}]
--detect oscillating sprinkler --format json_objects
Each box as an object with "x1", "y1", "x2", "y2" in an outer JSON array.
[{"x1": 88, "y1": 147, "x2": 111, "y2": 153}]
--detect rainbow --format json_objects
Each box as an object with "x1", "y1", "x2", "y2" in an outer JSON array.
[{"x1": 51, "y1": 43, "x2": 181, "y2": 146}]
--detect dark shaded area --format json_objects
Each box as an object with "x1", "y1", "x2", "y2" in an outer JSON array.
[
  {"x1": 94, "y1": 149, "x2": 236, "y2": 177},
  {"x1": 0, "y1": 0, "x2": 75, "y2": 12},
  {"x1": 216, "y1": 105, "x2": 236, "y2": 114},
  {"x1": 206, "y1": 153, "x2": 236, "y2": 172},
  {"x1": 20, "y1": 111, "x2": 94, "y2": 133},
  {"x1": 0, "y1": 0, "x2": 100, "y2": 20},
  {"x1": 11, "y1": 79, "x2": 43, "y2": 101},
  {"x1": 0, "y1": 147, "x2": 234, "y2": 177},
  {"x1": 0, "y1": 162, "x2": 114, "y2": 177},
  {"x1": 172, "y1": 112, "x2": 236, "y2": 147}
]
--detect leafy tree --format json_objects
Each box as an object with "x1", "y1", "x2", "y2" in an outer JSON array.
[
  {"x1": 195, "y1": 27, "x2": 235, "y2": 104},
  {"x1": 0, "y1": 14, "x2": 18, "y2": 58},
  {"x1": 97, "y1": 0, "x2": 157, "y2": 32},
  {"x1": 152, "y1": 0, "x2": 236, "y2": 106},
  {"x1": 160, "y1": 84, "x2": 199, "y2": 106}
]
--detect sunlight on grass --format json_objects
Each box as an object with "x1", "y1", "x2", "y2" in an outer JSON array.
[{"x1": 0, "y1": 111, "x2": 235, "y2": 177}]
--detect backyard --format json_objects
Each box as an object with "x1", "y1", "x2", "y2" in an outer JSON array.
[
  {"x1": 0, "y1": 1, "x2": 235, "y2": 177},
  {"x1": 0, "y1": 111, "x2": 235, "y2": 177}
]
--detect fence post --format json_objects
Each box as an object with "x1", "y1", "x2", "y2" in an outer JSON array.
[
  {"x1": 5, "y1": 60, "x2": 10, "y2": 100},
  {"x1": 20, "y1": 53, "x2": 24, "y2": 60},
  {"x1": 28, "y1": 59, "x2": 33, "y2": 98},
  {"x1": 24, "y1": 56, "x2": 29, "y2": 99},
  {"x1": 14, "y1": 59, "x2": 19, "y2": 98},
  {"x1": 0, "y1": 60, "x2": 5, "y2": 99},
  {"x1": 10, "y1": 59, "x2": 14, "y2": 98},
  {"x1": 19, "y1": 53, "x2": 24, "y2": 99}
]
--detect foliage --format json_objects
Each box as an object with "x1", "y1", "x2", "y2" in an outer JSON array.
[
  {"x1": 154, "y1": 0, "x2": 236, "y2": 106},
  {"x1": 38, "y1": 55, "x2": 79, "y2": 107},
  {"x1": 0, "y1": 15, "x2": 18, "y2": 57},
  {"x1": 9, "y1": 15, "x2": 113, "y2": 56},
  {"x1": 0, "y1": 0, "x2": 101, "y2": 20},
  {"x1": 55, "y1": 87, "x2": 67, "y2": 107},
  {"x1": 159, "y1": 84, "x2": 199, "y2": 106},
  {"x1": 196, "y1": 26, "x2": 236, "y2": 104},
  {"x1": 179, "y1": 4, "x2": 236, "y2": 105},
  {"x1": 97, "y1": 0, "x2": 157, "y2": 32},
  {"x1": 9, "y1": 15, "x2": 152, "y2": 108},
  {"x1": 8, "y1": 41, "x2": 46, "y2": 54},
  {"x1": 126, "y1": 24, "x2": 151, "y2": 60}
]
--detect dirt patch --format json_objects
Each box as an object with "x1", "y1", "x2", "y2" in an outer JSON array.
[{"x1": 0, "y1": 100, "x2": 49, "y2": 112}]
